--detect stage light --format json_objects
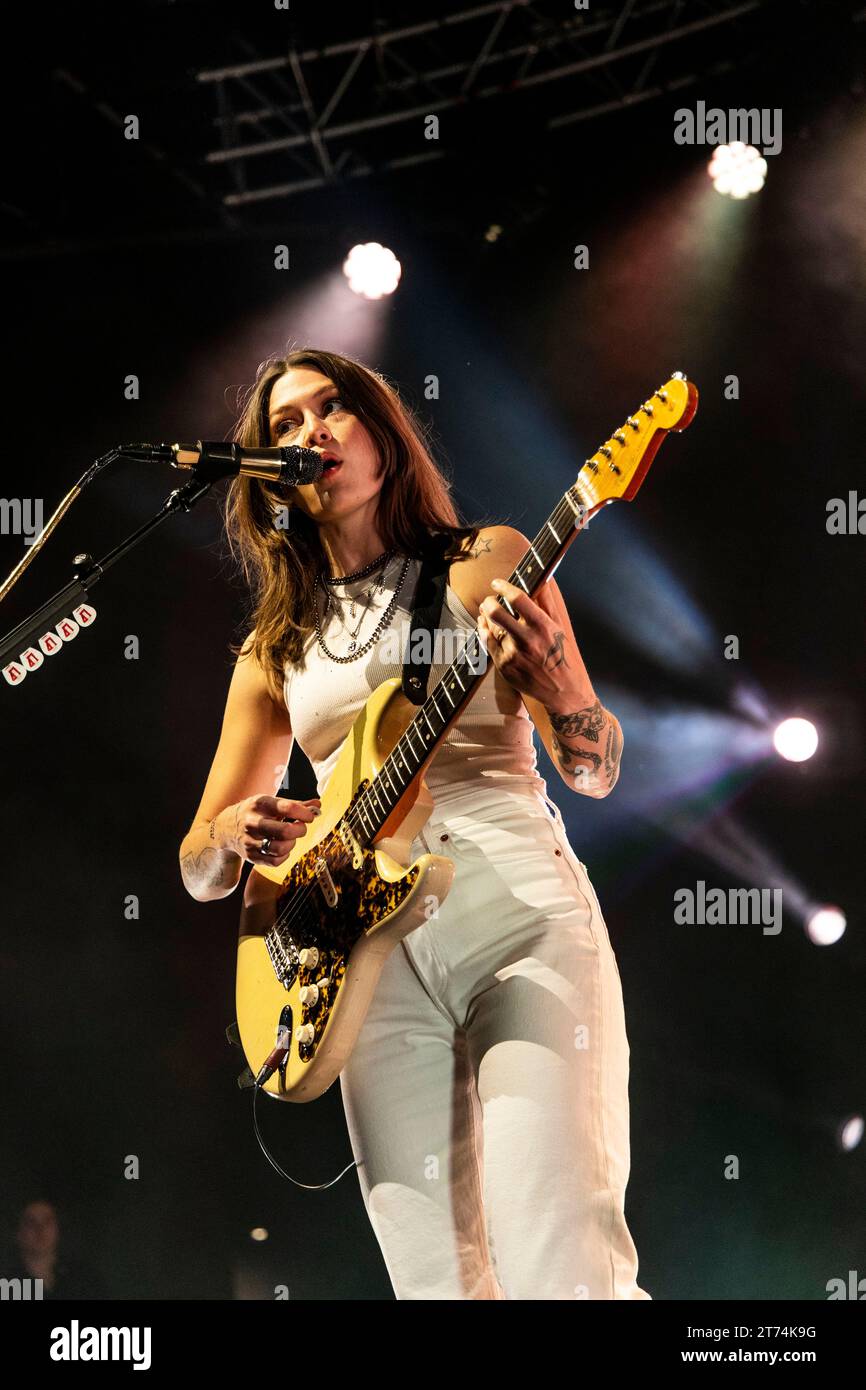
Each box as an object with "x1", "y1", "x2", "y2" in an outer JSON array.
[
  {"x1": 837, "y1": 1115, "x2": 864, "y2": 1152},
  {"x1": 708, "y1": 142, "x2": 767, "y2": 199},
  {"x1": 249, "y1": 1227, "x2": 269, "y2": 1242},
  {"x1": 805, "y1": 905, "x2": 847, "y2": 945},
  {"x1": 342, "y1": 242, "x2": 402, "y2": 299},
  {"x1": 773, "y1": 717, "x2": 818, "y2": 762}
]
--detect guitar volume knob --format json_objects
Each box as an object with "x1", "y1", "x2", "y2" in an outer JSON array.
[
  {"x1": 298, "y1": 947, "x2": 320, "y2": 968},
  {"x1": 299, "y1": 984, "x2": 319, "y2": 1006},
  {"x1": 294, "y1": 1023, "x2": 315, "y2": 1045}
]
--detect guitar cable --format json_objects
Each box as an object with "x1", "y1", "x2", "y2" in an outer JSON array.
[{"x1": 251, "y1": 1079, "x2": 363, "y2": 1191}]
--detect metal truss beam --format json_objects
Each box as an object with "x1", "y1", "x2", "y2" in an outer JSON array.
[{"x1": 196, "y1": 0, "x2": 769, "y2": 207}]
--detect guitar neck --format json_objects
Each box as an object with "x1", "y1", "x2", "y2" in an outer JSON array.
[
  {"x1": 346, "y1": 482, "x2": 590, "y2": 843},
  {"x1": 343, "y1": 371, "x2": 699, "y2": 844}
]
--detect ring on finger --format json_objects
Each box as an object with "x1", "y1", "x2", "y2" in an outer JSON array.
[{"x1": 260, "y1": 836, "x2": 272, "y2": 855}]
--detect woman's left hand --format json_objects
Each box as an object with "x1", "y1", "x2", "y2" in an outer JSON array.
[{"x1": 477, "y1": 578, "x2": 584, "y2": 710}]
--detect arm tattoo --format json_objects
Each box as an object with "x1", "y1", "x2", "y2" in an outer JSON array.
[
  {"x1": 551, "y1": 736, "x2": 601, "y2": 777},
  {"x1": 180, "y1": 845, "x2": 238, "y2": 894},
  {"x1": 604, "y1": 719, "x2": 622, "y2": 786},
  {"x1": 543, "y1": 630, "x2": 569, "y2": 672},
  {"x1": 548, "y1": 698, "x2": 606, "y2": 743},
  {"x1": 547, "y1": 699, "x2": 622, "y2": 794}
]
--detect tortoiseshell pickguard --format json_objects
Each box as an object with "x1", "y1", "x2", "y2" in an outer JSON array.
[{"x1": 266, "y1": 782, "x2": 421, "y2": 1063}]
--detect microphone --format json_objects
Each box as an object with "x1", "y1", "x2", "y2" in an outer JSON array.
[{"x1": 119, "y1": 441, "x2": 324, "y2": 487}]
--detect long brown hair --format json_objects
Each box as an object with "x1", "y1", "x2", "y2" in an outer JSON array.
[{"x1": 224, "y1": 347, "x2": 497, "y2": 704}]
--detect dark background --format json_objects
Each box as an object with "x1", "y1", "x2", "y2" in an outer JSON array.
[{"x1": 0, "y1": 0, "x2": 864, "y2": 1299}]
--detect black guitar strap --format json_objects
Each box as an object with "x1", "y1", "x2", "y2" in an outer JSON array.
[{"x1": 401, "y1": 532, "x2": 452, "y2": 705}]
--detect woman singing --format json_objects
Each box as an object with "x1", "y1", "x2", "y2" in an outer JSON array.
[{"x1": 178, "y1": 347, "x2": 650, "y2": 1301}]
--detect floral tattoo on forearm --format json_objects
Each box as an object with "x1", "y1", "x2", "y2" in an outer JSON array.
[{"x1": 548, "y1": 697, "x2": 622, "y2": 793}]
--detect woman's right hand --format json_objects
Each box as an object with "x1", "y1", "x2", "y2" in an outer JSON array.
[{"x1": 216, "y1": 794, "x2": 322, "y2": 866}]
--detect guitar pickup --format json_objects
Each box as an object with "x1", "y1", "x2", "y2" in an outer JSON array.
[
  {"x1": 337, "y1": 820, "x2": 364, "y2": 871},
  {"x1": 315, "y1": 856, "x2": 339, "y2": 907}
]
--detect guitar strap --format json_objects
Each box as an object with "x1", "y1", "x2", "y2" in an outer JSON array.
[{"x1": 401, "y1": 531, "x2": 452, "y2": 705}]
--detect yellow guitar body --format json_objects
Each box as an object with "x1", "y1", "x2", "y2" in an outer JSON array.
[{"x1": 236, "y1": 677, "x2": 456, "y2": 1103}]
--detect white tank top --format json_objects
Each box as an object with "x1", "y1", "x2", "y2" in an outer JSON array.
[{"x1": 283, "y1": 551, "x2": 553, "y2": 812}]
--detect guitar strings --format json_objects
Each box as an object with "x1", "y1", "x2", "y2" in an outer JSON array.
[
  {"x1": 266, "y1": 488, "x2": 586, "y2": 953},
  {"x1": 344, "y1": 488, "x2": 586, "y2": 839},
  {"x1": 267, "y1": 621, "x2": 491, "y2": 949}
]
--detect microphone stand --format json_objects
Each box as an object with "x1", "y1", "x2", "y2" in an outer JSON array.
[{"x1": 0, "y1": 467, "x2": 224, "y2": 676}]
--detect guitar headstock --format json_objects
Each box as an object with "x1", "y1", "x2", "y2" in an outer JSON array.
[{"x1": 575, "y1": 372, "x2": 698, "y2": 515}]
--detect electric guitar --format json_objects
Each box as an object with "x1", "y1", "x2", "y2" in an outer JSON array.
[{"x1": 236, "y1": 374, "x2": 699, "y2": 1101}]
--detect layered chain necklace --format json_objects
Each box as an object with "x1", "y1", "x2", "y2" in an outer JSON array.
[{"x1": 315, "y1": 547, "x2": 412, "y2": 662}]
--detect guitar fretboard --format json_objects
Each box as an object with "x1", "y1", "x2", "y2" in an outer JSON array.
[{"x1": 345, "y1": 482, "x2": 589, "y2": 843}]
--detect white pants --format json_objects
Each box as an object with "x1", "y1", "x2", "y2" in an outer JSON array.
[{"x1": 339, "y1": 782, "x2": 651, "y2": 1301}]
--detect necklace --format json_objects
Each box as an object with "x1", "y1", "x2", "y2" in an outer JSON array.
[
  {"x1": 315, "y1": 553, "x2": 412, "y2": 662},
  {"x1": 321, "y1": 555, "x2": 390, "y2": 647},
  {"x1": 324, "y1": 551, "x2": 397, "y2": 621},
  {"x1": 322, "y1": 547, "x2": 394, "y2": 586}
]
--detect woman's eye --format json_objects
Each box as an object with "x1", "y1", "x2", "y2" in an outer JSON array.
[{"x1": 275, "y1": 397, "x2": 345, "y2": 438}]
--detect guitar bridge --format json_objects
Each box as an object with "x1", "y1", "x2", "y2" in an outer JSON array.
[{"x1": 265, "y1": 929, "x2": 299, "y2": 990}]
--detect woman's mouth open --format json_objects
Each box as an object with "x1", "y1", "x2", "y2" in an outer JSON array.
[{"x1": 319, "y1": 455, "x2": 342, "y2": 480}]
